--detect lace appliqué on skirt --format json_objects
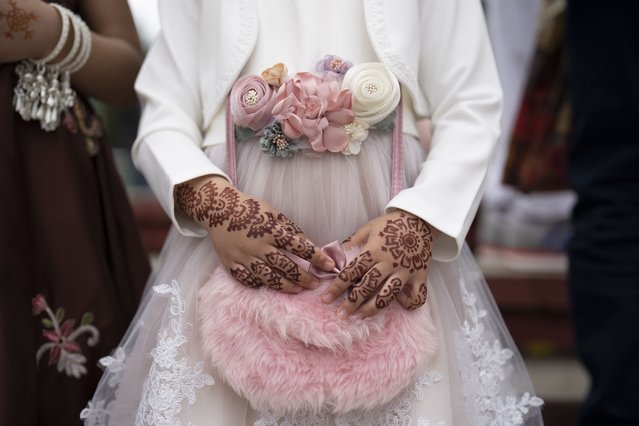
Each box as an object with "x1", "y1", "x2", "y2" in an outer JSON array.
[
  {"x1": 456, "y1": 284, "x2": 543, "y2": 425},
  {"x1": 255, "y1": 370, "x2": 443, "y2": 426},
  {"x1": 135, "y1": 281, "x2": 215, "y2": 426},
  {"x1": 82, "y1": 281, "x2": 215, "y2": 426}
]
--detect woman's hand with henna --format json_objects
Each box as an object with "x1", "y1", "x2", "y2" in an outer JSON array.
[
  {"x1": 321, "y1": 210, "x2": 436, "y2": 318},
  {"x1": 0, "y1": 0, "x2": 62, "y2": 63},
  {"x1": 176, "y1": 176, "x2": 335, "y2": 293}
]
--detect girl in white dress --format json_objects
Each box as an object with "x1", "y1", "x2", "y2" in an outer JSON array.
[{"x1": 82, "y1": 0, "x2": 544, "y2": 424}]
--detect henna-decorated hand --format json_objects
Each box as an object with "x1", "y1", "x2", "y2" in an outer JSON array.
[
  {"x1": 176, "y1": 176, "x2": 335, "y2": 293},
  {"x1": 0, "y1": 0, "x2": 62, "y2": 63},
  {"x1": 321, "y1": 211, "x2": 435, "y2": 318}
]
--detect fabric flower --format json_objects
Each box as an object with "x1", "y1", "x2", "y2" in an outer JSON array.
[
  {"x1": 261, "y1": 63, "x2": 288, "y2": 87},
  {"x1": 230, "y1": 75, "x2": 277, "y2": 131},
  {"x1": 341, "y1": 62, "x2": 401, "y2": 126},
  {"x1": 260, "y1": 122, "x2": 298, "y2": 158},
  {"x1": 272, "y1": 72, "x2": 355, "y2": 153},
  {"x1": 343, "y1": 118, "x2": 369, "y2": 155},
  {"x1": 316, "y1": 55, "x2": 353, "y2": 75}
]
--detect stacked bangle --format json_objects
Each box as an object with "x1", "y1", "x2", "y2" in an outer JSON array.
[{"x1": 13, "y1": 3, "x2": 93, "y2": 131}]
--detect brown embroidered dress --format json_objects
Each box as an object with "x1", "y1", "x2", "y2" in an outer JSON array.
[{"x1": 0, "y1": 1, "x2": 149, "y2": 424}]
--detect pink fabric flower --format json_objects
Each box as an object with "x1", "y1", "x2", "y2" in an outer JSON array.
[
  {"x1": 230, "y1": 75, "x2": 277, "y2": 131},
  {"x1": 271, "y1": 72, "x2": 354, "y2": 152},
  {"x1": 32, "y1": 294, "x2": 48, "y2": 315}
]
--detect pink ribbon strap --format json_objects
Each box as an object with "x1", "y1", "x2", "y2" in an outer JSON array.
[
  {"x1": 225, "y1": 96, "x2": 405, "y2": 198},
  {"x1": 226, "y1": 96, "x2": 238, "y2": 185},
  {"x1": 391, "y1": 97, "x2": 404, "y2": 199}
]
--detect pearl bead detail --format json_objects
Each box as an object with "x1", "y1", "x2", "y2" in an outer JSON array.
[
  {"x1": 365, "y1": 83, "x2": 379, "y2": 94},
  {"x1": 243, "y1": 89, "x2": 260, "y2": 106}
]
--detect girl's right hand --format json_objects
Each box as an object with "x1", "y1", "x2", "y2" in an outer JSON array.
[{"x1": 176, "y1": 175, "x2": 335, "y2": 293}]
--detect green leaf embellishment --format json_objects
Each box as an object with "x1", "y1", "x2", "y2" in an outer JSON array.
[
  {"x1": 55, "y1": 307, "x2": 65, "y2": 323},
  {"x1": 81, "y1": 312, "x2": 94, "y2": 326},
  {"x1": 42, "y1": 318, "x2": 54, "y2": 328}
]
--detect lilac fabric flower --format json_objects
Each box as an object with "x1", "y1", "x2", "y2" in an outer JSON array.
[
  {"x1": 271, "y1": 72, "x2": 355, "y2": 153},
  {"x1": 230, "y1": 75, "x2": 277, "y2": 131},
  {"x1": 316, "y1": 55, "x2": 353, "y2": 76}
]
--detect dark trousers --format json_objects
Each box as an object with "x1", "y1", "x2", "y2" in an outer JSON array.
[{"x1": 566, "y1": 1, "x2": 639, "y2": 425}]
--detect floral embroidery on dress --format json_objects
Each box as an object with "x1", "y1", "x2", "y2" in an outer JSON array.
[
  {"x1": 135, "y1": 280, "x2": 215, "y2": 426},
  {"x1": 32, "y1": 293, "x2": 100, "y2": 379},
  {"x1": 457, "y1": 284, "x2": 544, "y2": 425},
  {"x1": 255, "y1": 370, "x2": 443, "y2": 426}
]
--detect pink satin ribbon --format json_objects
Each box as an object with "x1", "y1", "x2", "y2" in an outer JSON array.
[{"x1": 287, "y1": 240, "x2": 349, "y2": 280}]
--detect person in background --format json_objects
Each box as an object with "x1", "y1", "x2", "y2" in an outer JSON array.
[
  {"x1": 566, "y1": 1, "x2": 639, "y2": 425},
  {"x1": 0, "y1": 0, "x2": 149, "y2": 424}
]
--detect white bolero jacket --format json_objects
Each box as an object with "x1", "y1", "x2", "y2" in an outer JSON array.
[{"x1": 133, "y1": 0, "x2": 502, "y2": 261}]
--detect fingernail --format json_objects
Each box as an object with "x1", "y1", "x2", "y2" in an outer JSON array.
[
  {"x1": 309, "y1": 280, "x2": 321, "y2": 289},
  {"x1": 324, "y1": 259, "x2": 336, "y2": 270},
  {"x1": 322, "y1": 293, "x2": 334, "y2": 304},
  {"x1": 337, "y1": 308, "x2": 348, "y2": 320},
  {"x1": 293, "y1": 286, "x2": 303, "y2": 294}
]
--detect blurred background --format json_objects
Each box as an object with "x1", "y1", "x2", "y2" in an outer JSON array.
[{"x1": 106, "y1": 1, "x2": 585, "y2": 424}]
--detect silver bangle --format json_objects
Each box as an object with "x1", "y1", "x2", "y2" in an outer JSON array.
[{"x1": 12, "y1": 3, "x2": 92, "y2": 131}]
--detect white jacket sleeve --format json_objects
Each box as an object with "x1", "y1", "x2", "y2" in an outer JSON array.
[
  {"x1": 132, "y1": 0, "x2": 229, "y2": 238},
  {"x1": 386, "y1": 0, "x2": 503, "y2": 261}
]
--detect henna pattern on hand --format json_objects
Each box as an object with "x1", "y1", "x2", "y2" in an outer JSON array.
[
  {"x1": 176, "y1": 181, "x2": 316, "y2": 290},
  {"x1": 1, "y1": 0, "x2": 36, "y2": 40},
  {"x1": 278, "y1": 214, "x2": 305, "y2": 236},
  {"x1": 211, "y1": 186, "x2": 240, "y2": 228},
  {"x1": 176, "y1": 181, "x2": 222, "y2": 226},
  {"x1": 348, "y1": 267, "x2": 382, "y2": 303},
  {"x1": 228, "y1": 198, "x2": 262, "y2": 232},
  {"x1": 250, "y1": 260, "x2": 283, "y2": 290},
  {"x1": 406, "y1": 282, "x2": 428, "y2": 310},
  {"x1": 230, "y1": 265, "x2": 262, "y2": 289},
  {"x1": 379, "y1": 213, "x2": 433, "y2": 274},
  {"x1": 265, "y1": 251, "x2": 302, "y2": 283},
  {"x1": 375, "y1": 277, "x2": 403, "y2": 309},
  {"x1": 338, "y1": 251, "x2": 374, "y2": 284},
  {"x1": 275, "y1": 233, "x2": 316, "y2": 260}
]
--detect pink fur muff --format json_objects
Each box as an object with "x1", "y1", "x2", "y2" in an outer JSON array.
[{"x1": 198, "y1": 243, "x2": 437, "y2": 415}]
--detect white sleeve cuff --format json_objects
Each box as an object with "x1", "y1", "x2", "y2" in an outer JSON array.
[{"x1": 132, "y1": 130, "x2": 231, "y2": 238}]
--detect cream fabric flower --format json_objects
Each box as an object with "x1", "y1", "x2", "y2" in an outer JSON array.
[
  {"x1": 343, "y1": 118, "x2": 369, "y2": 155},
  {"x1": 341, "y1": 63, "x2": 401, "y2": 126}
]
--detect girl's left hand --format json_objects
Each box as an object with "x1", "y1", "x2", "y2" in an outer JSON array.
[{"x1": 321, "y1": 210, "x2": 435, "y2": 319}]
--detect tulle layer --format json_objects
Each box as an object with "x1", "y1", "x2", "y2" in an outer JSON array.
[{"x1": 82, "y1": 134, "x2": 543, "y2": 426}]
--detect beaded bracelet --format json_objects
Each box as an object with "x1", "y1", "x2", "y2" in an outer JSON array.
[{"x1": 13, "y1": 3, "x2": 93, "y2": 132}]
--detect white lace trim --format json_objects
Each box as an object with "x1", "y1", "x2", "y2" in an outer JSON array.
[
  {"x1": 255, "y1": 370, "x2": 443, "y2": 426},
  {"x1": 457, "y1": 285, "x2": 543, "y2": 425},
  {"x1": 98, "y1": 347, "x2": 126, "y2": 388},
  {"x1": 134, "y1": 280, "x2": 215, "y2": 426}
]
